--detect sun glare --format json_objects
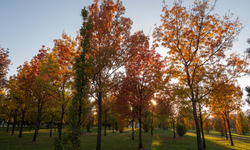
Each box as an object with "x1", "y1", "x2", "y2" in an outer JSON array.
[{"x1": 151, "y1": 100, "x2": 156, "y2": 105}]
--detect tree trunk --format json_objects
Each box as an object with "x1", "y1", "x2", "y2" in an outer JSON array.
[
  {"x1": 33, "y1": 108, "x2": 41, "y2": 142},
  {"x1": 6, "y1": 115, "x2": 11, "y2": 132},
  {"x1": 59, "y1": 106, "x2": 65, "y2": 140},
  {"x1": 17, "y1": 121, "x2": 20, "y2": 131},
  {"x1": 161, "y1": 121, "x2": 163, "y2": 135},
  {"x1": 96, "y1": 92, "x2": 102, "y2": 150},
  {"x1": 113, "y1": 116, "x2": 114, "y2": 134},
  {"x1": 139, "y1": 105, "x2": 142, "y2": 149},
  {"x1": 199, "y1": 104, "x2": 206, "y2": 149},
  {"x1": 227, "y1": 119, "x2": 234, "y2": 146},
  {"x1": 223, "y1": 117, "x2": 228, "y2": 140},
  {"x1": 50, "y1": 122, "x2": 52, "y2": 137},
  {"x1": 192, "y1": 100, "x2": 203, "y2": 150},
  {"x1": 139, "y1": 118, "x2": 142, "y2": 149},
  {"x1": 104, "y1": 109, "x2": 106, "y2": 136},
  {"x1": 50, "y1": 116, "x2": 53, "y2": 137},
  {"x1": 37, "y1": 121, "x2": 40, "y2": 134},
  {"x1": 173, "y1": 121, "x2": 175, "y2": 138},
  {"x1": 29, "y1": 123, "x2": 32, "y2": 132},
  {"x1": 18, "y1": 111, "x2": 25, "y2": 138},
  {"x1": 12, "y1": 109, "x2": 17, "y2": 136},
  {"x1": 132, "y1": 119, "x2": 134, "y2": 140},
  {"x1": 151, "y1": 113, "x2": 153, "y2": 136}
]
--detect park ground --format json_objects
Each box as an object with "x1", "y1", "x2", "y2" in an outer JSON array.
[{"x1": 0, "y1": 127, "x2": 250, "y2": 150}]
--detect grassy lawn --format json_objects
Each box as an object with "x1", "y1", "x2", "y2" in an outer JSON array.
[{"x1": 0, "y1": 127, "x2": 250, "y2": 150}]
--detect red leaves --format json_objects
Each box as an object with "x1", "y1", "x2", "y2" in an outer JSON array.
[{"x1": 115, "y1": 32, "x2": 166, "y2": 120}]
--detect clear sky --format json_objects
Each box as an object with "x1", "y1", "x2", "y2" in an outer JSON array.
[{"x1": 0, "y1": 0, "x2": 250, "y2": 110}]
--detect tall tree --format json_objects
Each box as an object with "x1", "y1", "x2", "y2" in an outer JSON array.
[
  {"x1": 86, "y1": 1, "x2": 137, "y2": 149},
  {"x1": 116, "y1": 31, "x2": 166, "y2": 149},
  {"x1": 154, "y1": 0, "x2": 248, "y2": 149},
  {"x1": 40, "y1": 32, "x2": 78, "y2": 140},
  {"x1": 6, "y1": 75, "x2": 31, "y2": 138},
  {"x1": 27, "y1": 46, "x2": 52, "y2": 142},
  {"x1": 209, "y1": 80, "x2": 243, "y2": 146},
  {"x1": 60, "y1": 7, "x2": 92, "y2": 150}
]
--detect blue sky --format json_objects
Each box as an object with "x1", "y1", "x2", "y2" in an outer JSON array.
[{"x1": 0, "y1": 0, "x2": 250, "y2": 110}]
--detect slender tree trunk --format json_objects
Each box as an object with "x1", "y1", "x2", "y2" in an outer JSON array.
[
  {"x1": 192, "y1": 100, "x2": 203, "y2": 150},
  {"x1": 50, "y1": 122, "x2": 52, "y2": 137},
  {"x1": 6, "y1": 115, "x2": 11, "y2": 132},
  {"x1": 104, "y1": 109, "x2": 106, "y2": 136},
  {"x1": 173, "y1": 121, "x2": 175, "y2": 138},
  {"x1": 113, "y1": 116, "x2": 114, "y2": 134},
  {"x1": 223, "y1": 117, "x2": 228, "y2": 140},
  {"x1": 139, "y1": 118, "x2": 142, "y2": 149},
  {"x1": 17, "y1": 121, "x2": 20, "y2": 131},
  {"x1": 37, "y1": 121, "x2": 40, "y2": 134},
  {"x1": 12, "y1": 109, "x2": 17, "y2": 136},
  {"x1": 33, "y1": 108, "x2": 41, "y2": 142},
  {"x1": 59, "y1": 106, "x2": 65, "y2": 140},
  {"x1": 139, "y1": 105, "x2": 142, "y2": 149},
  {"x1": 18, "y1": 111, "x2": 25, "y2": 138},
  {"x1": 29, "y1": 123, "x2": 32, "y2": 132},
  {"x1": 227, "y1": 119, "x2": 234, "y2": 146},
  {"x1": 151, "y1": 112, "x2": 153, "y2": 136},
  {"x1": 96, "y1": 92, "x2": 102, "y2": 150},
  {"x1": 161, "y1": 121, "x2": 163, "y2": 135},
  {"x1": 199, "y1": 104, "x2": 206, "y2": 149},
  {"x1": 50, "y1": 116, "x2": 53, "y2": 137},
  {"x1": 132, "y1": 119, "x2": 134, "y2": 140}
]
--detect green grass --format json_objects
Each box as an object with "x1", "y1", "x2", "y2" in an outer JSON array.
[{"x1": 0, "y1": 127, "x2": 250, "y2": 150}]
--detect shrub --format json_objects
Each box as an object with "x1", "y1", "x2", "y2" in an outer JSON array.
[
  {"x1": 85, "y1": 122, "x2": 92, "y2": 132},
  {"x1": 142, "y1": 122, "x2": 150, "y2": 132},
  {"x1": 176, "y1": 122, "x2": 187, "y2": 136},
  {"x1": 54, "y1": 136, "x2": 63, "y2": 150}
]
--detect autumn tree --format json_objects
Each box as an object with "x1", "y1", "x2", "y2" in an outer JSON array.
[
  {"x1": 6, "y1": 75, "x2": 31, "y2": 138},
  {"x1": 85, "y1": 1, "x2": 142, "y2": 149},
  {"x1": 209, "y1": 80, "x2": 243, "y2": 146},
  {"x1": 212, "y1": 117, "x2": 225, "y2": 135},
  {"x1": 235, "y1": 110, "x2": 249, "y2": 135},
  {"x1": 154, "y1": 0, "x2": 248, "y2": 149},
  {"x1": 102, "y1": 93, "x2": 114, "y2": 136},
  {"x1": 203, "y1": 119, "x2": 211, "y2": 133},
  {"x1": 40, "y1": 32, "x2": 78, "y2": 140},
  {"x1": 0, "y1": 45, "x2": 10, "y2": 127},
  {"x1": 154, "y1": 91, "x2": 171, "y2": 135},
  {"x1": 42, "y1": 107, "x2": 60, "y2": 137},
  {"x1": 116, "y1": 31, "x2": 166, "y2": 149},
  {"x1": 0, "y1": 46, "x2": 10, "y2": 94},
  {"x1": 26, "y1": 46, "x2": 53, "y2": 142}
]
